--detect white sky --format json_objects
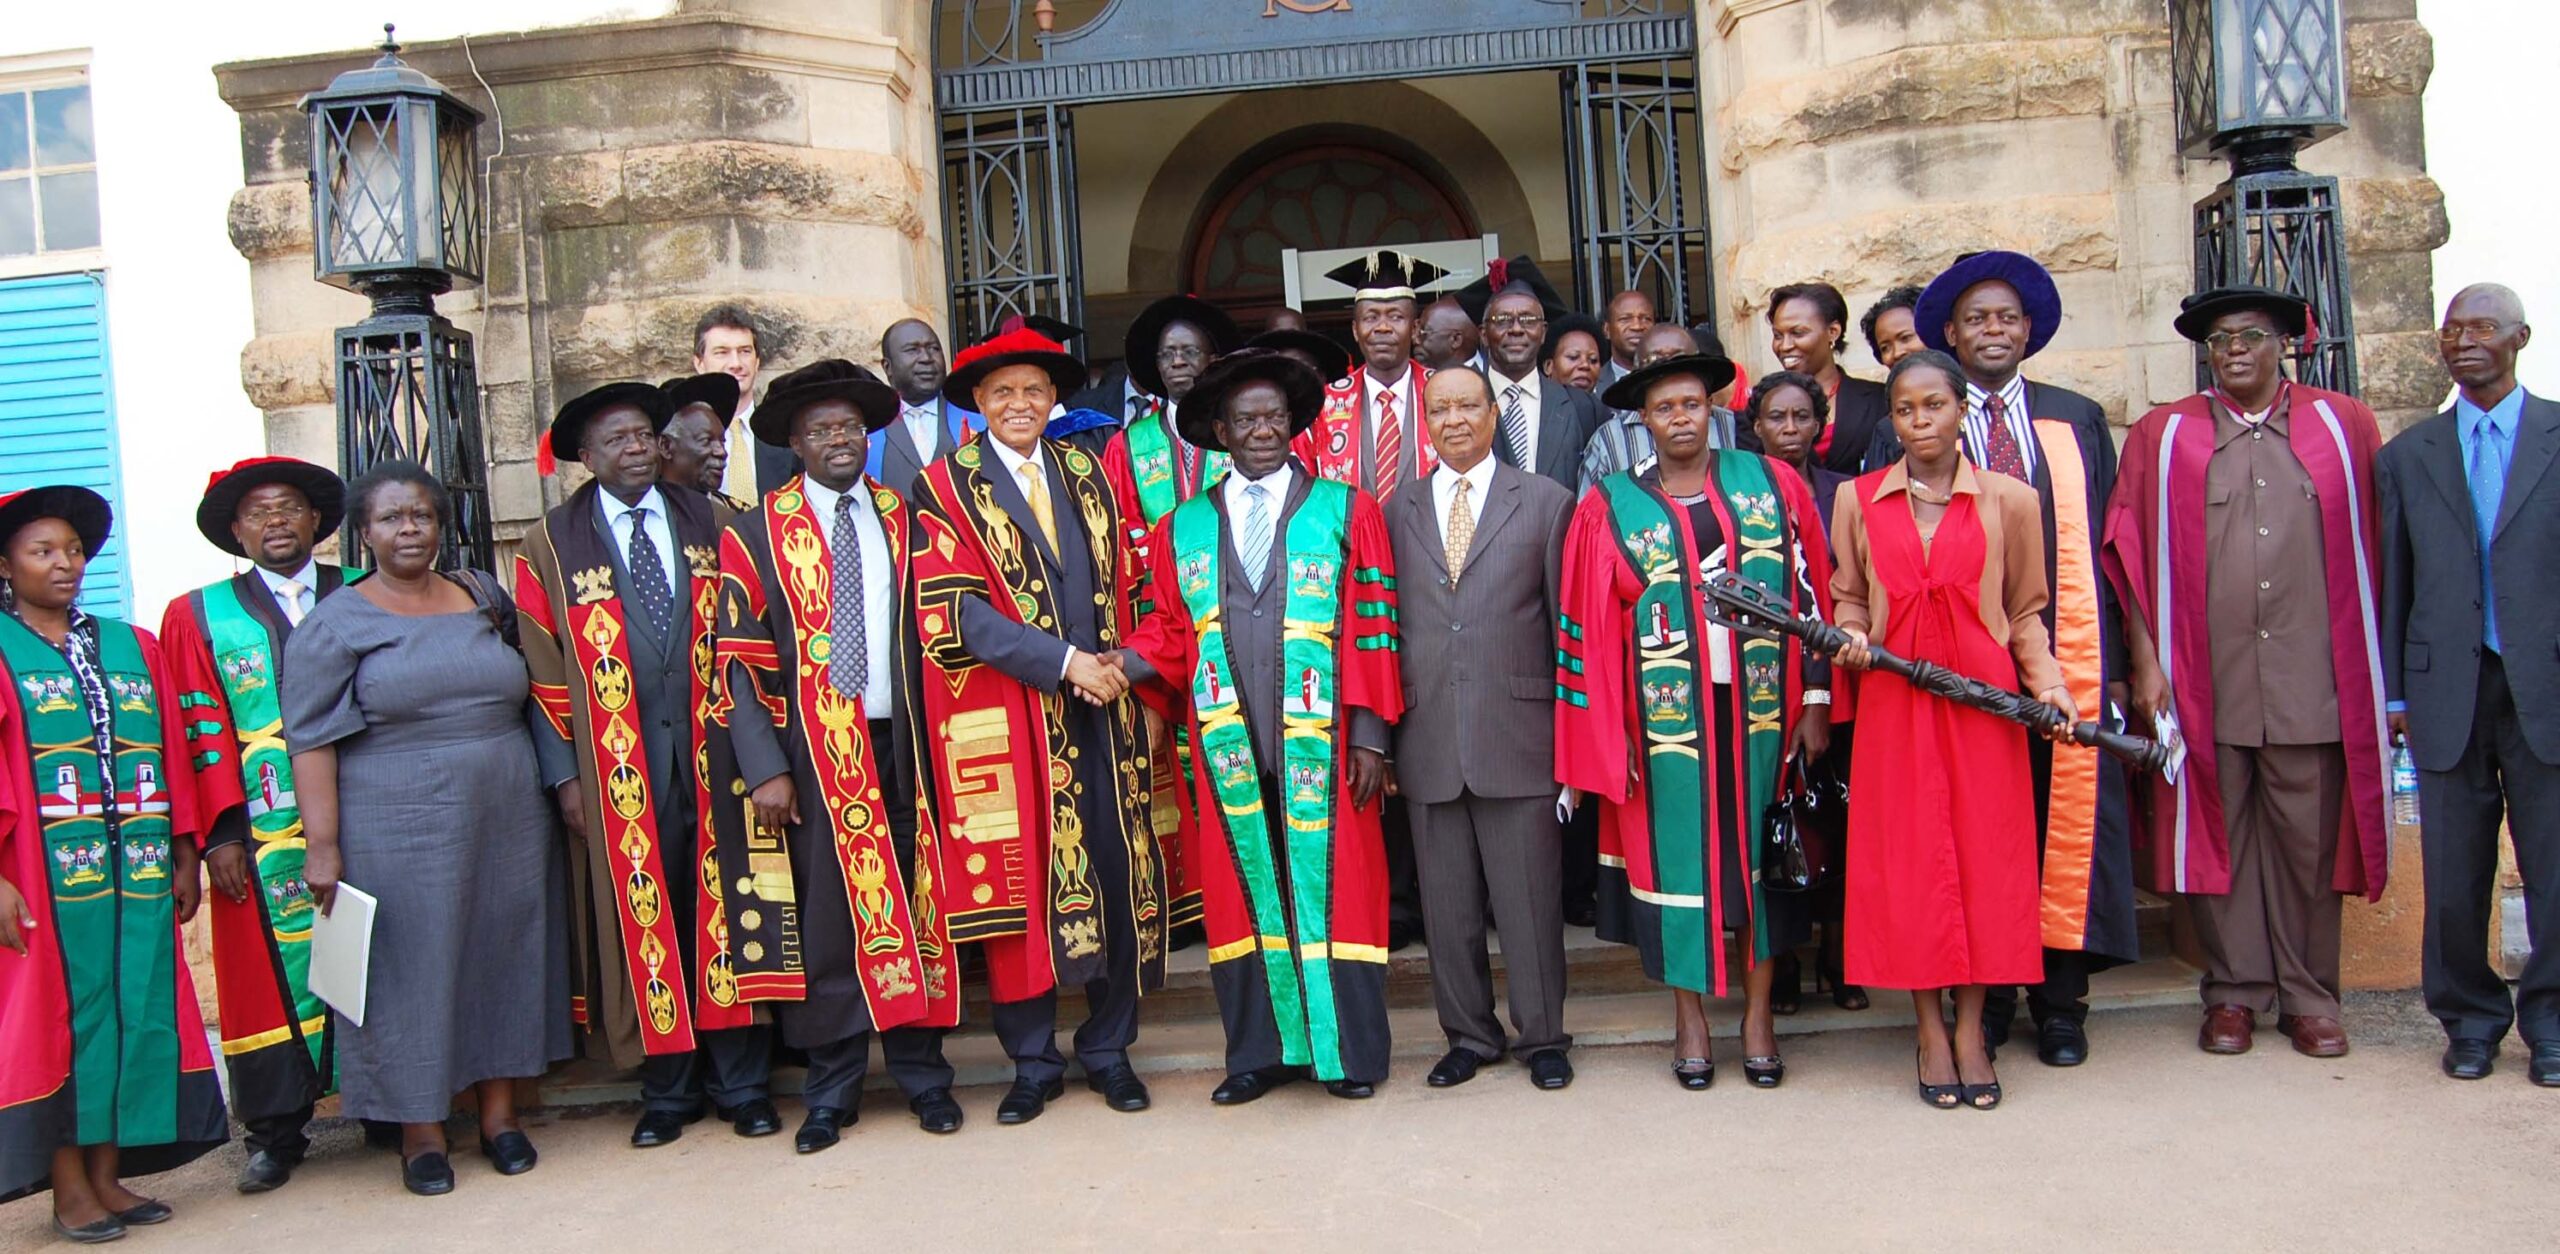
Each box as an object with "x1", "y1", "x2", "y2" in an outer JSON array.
[{"x1": 0, "y1": 0, "x2": 2545, "y2": 616}]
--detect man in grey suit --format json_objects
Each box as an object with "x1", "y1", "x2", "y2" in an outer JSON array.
[
  {"x1": 2379, "y1": 282, "x2": 2560, "y2": 1087},
  {"x1": 873, "y1": 318, "x2": 983, "y2": 497},
  {"x1": 1390, "y1": 366, "x2": 1577, "y2": 1092}
]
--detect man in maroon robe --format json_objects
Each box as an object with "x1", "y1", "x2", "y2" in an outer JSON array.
[{"x1": 2105, "y1": 285, "x2": 2391, "y2": 1058}]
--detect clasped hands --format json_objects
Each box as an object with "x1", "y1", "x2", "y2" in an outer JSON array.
[{"x1": 1065, "y1": 647, "x2": 1137, "y2": 706}]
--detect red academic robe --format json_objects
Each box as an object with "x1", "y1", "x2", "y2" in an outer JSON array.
[
  {"x1": 2102, "y1": 385, "x2": 2392, "y2": 901},
  {"x1": 1293, "y1": 363, "x2": 1438, "y2": 494}
]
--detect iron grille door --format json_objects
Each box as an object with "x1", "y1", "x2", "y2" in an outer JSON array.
[
  {"x1": 1562, "y1": 59, "x2": 1712, "y2": 328},
  {"x1": 941, "y1": 104, "x2": 1083, "y2": 346}
]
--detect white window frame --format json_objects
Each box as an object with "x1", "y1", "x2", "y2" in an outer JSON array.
[{"x1": 0, "y1": 48, "x2": 103, "y2": 282}]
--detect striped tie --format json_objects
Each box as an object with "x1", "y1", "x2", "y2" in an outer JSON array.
[
  {"x1": 1373, "y1": 389, "x2": 1401, "y2": 499},
  {"x1": 1501, "y1": 383, "x2": 1531, "y2": 468},
  {"x1": 1238, "y1": 481, "x2": 1274, "y2": 592}
]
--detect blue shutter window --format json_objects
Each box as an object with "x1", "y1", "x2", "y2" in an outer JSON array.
[{"x1": 0, "y1": 272, "x2": 128, "y2": 617}]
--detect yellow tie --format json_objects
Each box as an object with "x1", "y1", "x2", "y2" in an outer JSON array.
[
  {"x1": 1445, "y1": 475, "x2": 1476, "y2": 580},
  {"x1": 1018, "y1": 462, "x2": 1058, "y2": 551}
]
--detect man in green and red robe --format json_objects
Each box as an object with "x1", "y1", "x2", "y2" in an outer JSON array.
[
  {"x1": 710, "y1": 360, "x2": 961, "y2": 1153},
  {"x1": 160, "y1": 457, "x2": 350, "y2": 1193},
  {"x1": 1, "y1": 485, "x2": 226, "y2": 1231},
  {"x1": 519, "y1": 383, "x2": 774, "y2": 1150},
  {"x1": 1120, "y1": 349, "x2": 1403, "y2": 1103}
]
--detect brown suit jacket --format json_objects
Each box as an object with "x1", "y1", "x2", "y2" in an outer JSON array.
[
  {"x1": 1830, "y1": 459, "x2": 2066, "y2": 697},
  {"x1": 1386, "y1": 460, "x2": 1575, "y2": 804}
]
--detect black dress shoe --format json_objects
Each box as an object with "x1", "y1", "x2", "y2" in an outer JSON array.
[
  {"x1": 1562, "y1": 899, "x2": 1598, "y2": 929},
  {"x1": 630, "y1": 1110, "x2": 694, "y2": 1148},
  {"x1": 402, "y1": 1151, "x2": 456, "y2": 1197},
  {"x1": 1085, "y1": 1064, "x2": 1152, "y2": 1112},
  {"x1": 2530, "y1": 1042, "x2": 2560, "y2": 1088},
  {"x1": 50, "y1": 1214, "x2": 124, "y2": 1244},
  {"x1": 237, "y1": 1149, "x2": 295, "y2": 1193},
  {"x1": 478, "y1": 1130, "x2": 538, "y2": 1176},
  {"x1": 1211, "y1": 1065, "x2": 1299, "y2": 1106},
  {"x1": 1387, "y1": 922, "x2": 1418, "y2": 952},
  {"x1": 2442, "y1": 1038, "x2": 2497, "y2": 1081},
  {"x1": 795, "y1": 1106, "x2": 851, "y2": 1154},
  {"x1": 112, "y1": 1200, "x2": 172, "y2": 1226},
  {"x1": 1324, "y1": 1079, "x2": 1376, "y2": 1099},
  {"x1": 2037, "y1": 1018, "x2": 2089, "y2": 1067},
  {"x1": 910, "y1": 1089, "x2": 964, "y2": 1133},
  {"x1": 1528, "y1": 1049, "x2": 1574, "y2": 1090},
  {"x1": 722, "y1": 1098, "x2": 782, "y2": 1138},
  {"x1": 1426, "y1": 1048, "x2": 1484, "y2": 1088},
  {"x1": 996, "y1": 1076, "x2": 1066, "y2": 1125}
]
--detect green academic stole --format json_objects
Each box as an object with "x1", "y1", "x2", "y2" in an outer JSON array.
[
  {"x1": 1597, "y1": 455, "x2": 1792, "y2": 993},
  {"x1": 1124, "y1": 406, "x2": 1227, "y2": 525},
  {"x1": 1170, "y1": 479, "x2": 1357, "y2": 1076},
  {"x1": 193, "y1": 581, "x2": 326, "y2": 1073},
  {"x1": 1, "y1": 615, "x2": 183, "y2": 1145}
]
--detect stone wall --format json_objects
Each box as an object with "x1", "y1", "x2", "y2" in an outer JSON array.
[
  {"x1": 1704, "y1": 0, "x2": 2445, "y2": 435},
  {"x1": 214, "y1": 2, "x2": 944, "y2": 540}
]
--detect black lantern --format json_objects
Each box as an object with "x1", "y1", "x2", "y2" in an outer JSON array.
[
  {"x1": 301, "y1": 25, "x2": 494, "y2": 572},
  {"x1": 2172, "y1": 0, "x2": 2356, "y2": 393}
]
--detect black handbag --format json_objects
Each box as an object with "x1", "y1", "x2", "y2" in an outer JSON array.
[{"x1": 1759, "y1": 754, "x2": 1845, "y2": 893}]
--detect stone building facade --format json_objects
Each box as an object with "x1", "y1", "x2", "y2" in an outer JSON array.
[{"x1": 213, "y1": 0, "x2": 2447, "y2": 984}]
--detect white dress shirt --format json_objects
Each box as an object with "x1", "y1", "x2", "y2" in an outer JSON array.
[
  {"x1": 598, "y1": 485, "x2": 686, "y2": 599},
  {"x1": 1487, "y1": 367, "x2": 1544, "y2": 467},
  {"x1": 1430, "y1": 456, "x2": 1496, "y2": 552},
  {"x1": 256, "y1": 559, "x2": 319, "y2": 625},
  {"x1": 795, "y1": 475, "x2": 895, "y2": 713}
]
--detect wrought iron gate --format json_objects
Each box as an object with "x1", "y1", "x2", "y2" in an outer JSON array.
[
  {"x1": 1562, "y1": 58, "x2": 1713, "y2": 328},
  {"x1": 940, "y1": 104, "x2": 1082, "y2": 346}
]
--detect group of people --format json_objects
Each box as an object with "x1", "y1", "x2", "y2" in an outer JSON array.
[{"x1": 1, "y1": 239, "x2": 2552, "y2": 1243}]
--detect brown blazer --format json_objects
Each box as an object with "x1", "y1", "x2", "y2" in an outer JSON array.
[
  {"x1": 1829, "y1": 459, "x2": 2065, "y2": 696},
  {"x1": 1385, "y1": 460, "x2": 1575, "y2": 804}
]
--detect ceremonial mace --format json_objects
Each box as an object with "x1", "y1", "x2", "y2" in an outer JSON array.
[{"x1": 1700, "y1": 574, "x2": 2173, "y2": 774}]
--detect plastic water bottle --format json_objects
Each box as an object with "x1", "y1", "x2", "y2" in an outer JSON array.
[{"x1": 2390, "y1": 744, "x2": 2421, "y2": 827}]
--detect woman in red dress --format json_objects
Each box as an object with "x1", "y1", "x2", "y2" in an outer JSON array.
[{"x1": 1828, "y1": 350, "x2": 2075, "y2": 1110}]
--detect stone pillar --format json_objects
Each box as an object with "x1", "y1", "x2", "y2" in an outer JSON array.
[
  {"x1": 1701, "y1": 0, "x2": 2442, "y2": 988},
  {"x1": 215, "y1": 1, "x2": 942, "y2": 543}
]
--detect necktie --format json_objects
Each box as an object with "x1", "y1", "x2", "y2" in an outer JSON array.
[
  {"x1": 1018, "y1": 461, "x2": 1058, "y2": 552},
  {"x1": 1445, "y1": 475, "x2": 1476, "y2": 579},
  {"x1": 1981, "y1": 392, "x2": 2028, "y2": 480},
  {"x1": 1239, "y1": 482, "x2": 1275, "y2": 593},
  {"x1": 2471, "y1": 415, "x2": 2507, "y2": 652},
  {"x1": 274, "y1": 579, "x2": 308, "y2": 628},
  {"x1": 1374, "y1": 388, "x2": 1402, "y2": 500},
  {"x1": 624, "y1": 509, "x2": 678, "y2": 639},
  {"x1": 1501, "y1": 383, "x2": 1531, "y2": 468},
  {"x1": 830, "y1": 495, "x2": 869, "y2": 700}
]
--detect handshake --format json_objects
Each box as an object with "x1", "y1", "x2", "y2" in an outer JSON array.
[{"x1": 1065, "y1": 647, "x2": 1140, "y2": 706}]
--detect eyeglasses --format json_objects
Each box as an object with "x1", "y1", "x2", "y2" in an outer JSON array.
[
  {"x1": 2438, "y1": 320, "x2": 2511, "y2": 346},
  {"x1": 1156, "y1": 345, "x2": 1206, "y2": 365},
  {"x1": 1483, "y1": 315, "x2": 1545, "y2": 332},
  {"x1": 239, "y1": 502, "x2": 313, "y2": 525},
  {"x1": 2204, "y1": 328, "x2": 2277, "y2": 353}
]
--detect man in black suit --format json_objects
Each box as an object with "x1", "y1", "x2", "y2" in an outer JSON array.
[
  {"x1": 2380, "y1": 282, "x2": 2560, "y2": 1087},
  {"x1": 1390, "y1": 367, "x2": 1577, "y2": 1092},
  {"x1": 874, "y1": 318, "x2": 982, "y2": 497},
  {"x1": 1418, "y1": 295, "x2": 1484, "y2": 374},
  {"x1": 1457, "y1": 256, "x2": 1606, "y2": 492}
]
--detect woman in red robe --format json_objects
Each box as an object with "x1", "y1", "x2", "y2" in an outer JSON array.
[{"x1": 1829, "y1": 351, "x2": 2076, "y2": 1111}]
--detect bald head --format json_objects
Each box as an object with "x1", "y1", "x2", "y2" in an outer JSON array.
[
  {"x1": 1637, "y1": 322, "x2": 1698, "y2": 367},
  {"x1": 2441, "y1": 282, "x2": 2533, "y2": 405},
  {"x1": 1418, "y1": 296, "x2": 1481, "y2": 371},
  {"x1": 2449, "y1": 283, "x2": 2528, "y2": 327}
]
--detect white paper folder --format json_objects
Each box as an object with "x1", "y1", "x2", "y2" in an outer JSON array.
[{"x1": 307, "y1": 881, "x2": 378, "y2": 1028}]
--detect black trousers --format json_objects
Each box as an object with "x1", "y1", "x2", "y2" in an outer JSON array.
[
  {"x1": 637, "y1": 1025, "x2": 775, "y2": 1115},
  {"x1": 242, "y1": 1107, "x2": 317, "y2": 1161},
  {"x1": 1383, "y1": 796, "x2": 1424, "y2": 937},
  {"x1": 1983, "y1": 950, "x2": 2092, "y2": 1038},
  {"x1": 2420, "y1": 653, "x2": 2560, "y2": 1046}
]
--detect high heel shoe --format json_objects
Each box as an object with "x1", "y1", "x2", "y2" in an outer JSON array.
[
  {"x1": 1767, "y1": 952, "x2": 1802, "y2": 1017},
  {"x1": 1916, "y1": 1050, "x2": 1961, "y2": 1110},
  {"x1": 1961, "y1": 1079, "x2": 2004, "y2": 1110},
  {"x1": 1743, "y1": 1054, "x2": 1785, "y2": 1088},
  {"x1": 1673, "y1": 1057, "x2": 1715, "y2": 1090}
]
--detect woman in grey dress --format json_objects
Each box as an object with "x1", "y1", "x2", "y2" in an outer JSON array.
[{"x1": 287, "y1": 461, "x2": 570, "y2": 1197}]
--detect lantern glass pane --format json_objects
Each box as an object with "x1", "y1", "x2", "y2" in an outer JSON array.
[
  {"x1": 436, "y1": 113, "x2": 478, "y2": 277},
  {"x1": 326, "y1": 103, "x2": 410, "y2": 268},
  {"x1": 2215, "y1": 0, "x2": 2246, "y2": 128}
]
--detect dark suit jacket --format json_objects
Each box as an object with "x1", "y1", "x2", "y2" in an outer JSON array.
[
  {"x1": 872, "y1": 397, "x2": 978, "y2": 502},
  {"x1": 2380, "y1": 391, "x2": 2560, "y2": 769},
  {"x1": 1069, "y1": 363, "x2": 1135, "y2": 425},
  {"x1": 1384, "y1": 462, "x2": 1573, "y2": 804},
  {"x1": 1486, "y1": 371, "x2": 1606, "y2": 494}
]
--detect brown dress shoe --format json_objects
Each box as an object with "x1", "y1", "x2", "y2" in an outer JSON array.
[
  {"x1": 2279, "y1": 1014, "x2": 2349, "y2": 1058},
  {"x1": 2200, "y1": 1005, "x2": 2255, "y2": 1054}
]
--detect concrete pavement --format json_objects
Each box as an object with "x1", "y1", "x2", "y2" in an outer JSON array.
[{"x1": 3, "y1": 992, "x2": 2552, "y2": 1252}]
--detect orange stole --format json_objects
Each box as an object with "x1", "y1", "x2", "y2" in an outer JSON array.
[
  {"x1": 2031, "y1": 420, "x2": 2103, "y2": 949},
  {"x1": 752, "y1": 483, "x2": 955, "y2": 1025}
]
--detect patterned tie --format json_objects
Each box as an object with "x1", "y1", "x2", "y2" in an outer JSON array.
[
  {"x1": 1373, "y1": 388, "x2": 1401, "y2": 500},
  {"x1": 1239, "y1": 481, "x2": 1275, "y2": 593},
  {"x1": 1445, "y1": 475, "x2": 1476, "y2": 580},
  {"x1": 829, "y1": 494, "x2": 869, "y2": 699},
  {"x1": 274, "y1": 578, "x2": 308, "y2": 627},
  {"x1": 1018, "y1": 461, "x2": 1058, "y2": 552},
  {"x1": 624, "y1": 509, "x2": 678, "y2": 639},
  {"x1": 1501, "y1": 383, "x2": 1531, "y2": 468},
  {"x1": 1981, "y1": 392, "x2": 2028, "y2": 480}
]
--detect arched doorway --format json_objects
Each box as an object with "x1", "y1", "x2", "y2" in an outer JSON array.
[{"x1": 1185, "y1": 134, "x2": 1477, "y2": 330}]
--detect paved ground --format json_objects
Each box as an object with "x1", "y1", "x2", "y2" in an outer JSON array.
[{"x1": 4, "y1": 991, "x2": 2553, "y2": 1252}]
